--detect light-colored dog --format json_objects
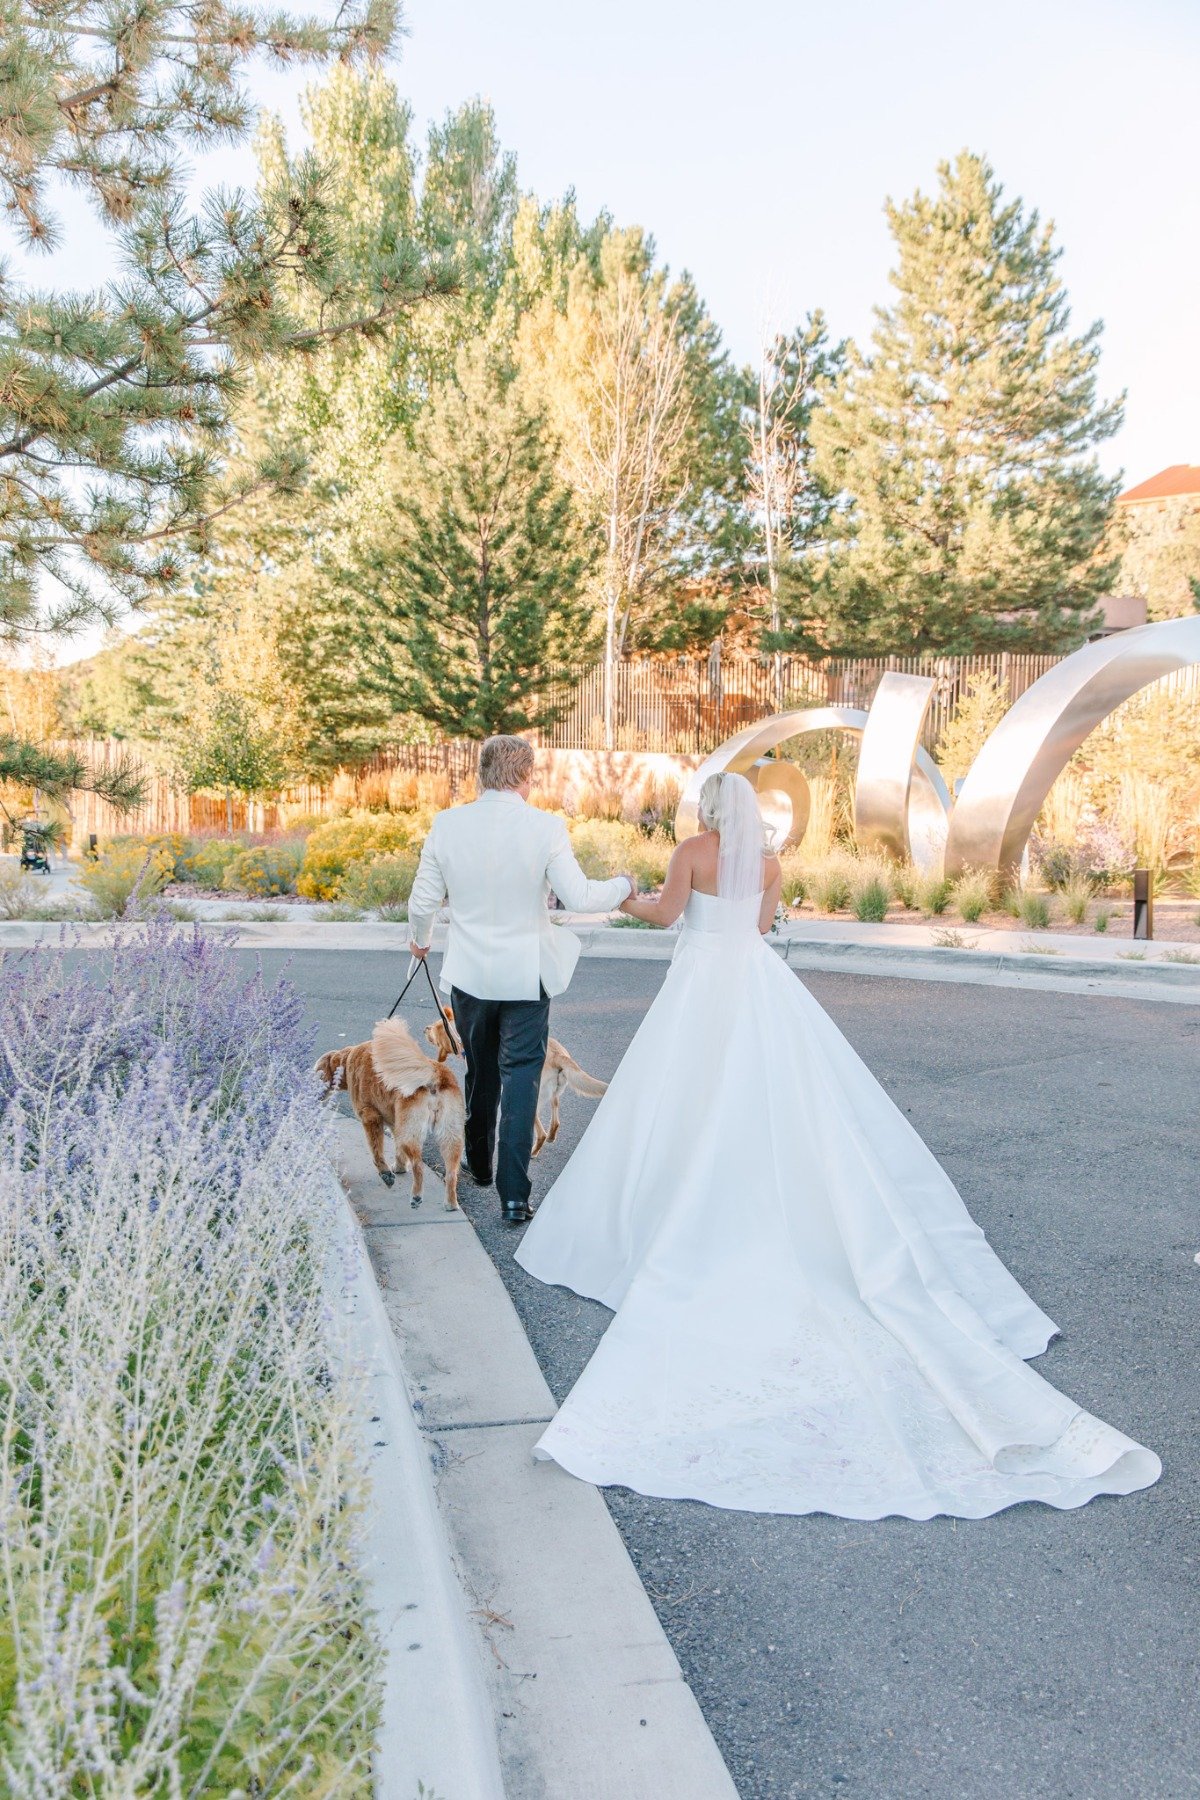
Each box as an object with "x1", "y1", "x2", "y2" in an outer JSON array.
[
  {"x1": 316, "y1": 1017, "x2": 464, "y2": 1207},
  {"x1": 424, "y1": 1006, "x2": 608, "y2": 1156}
]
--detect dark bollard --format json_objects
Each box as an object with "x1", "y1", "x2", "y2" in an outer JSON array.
[{"x1": 1132, "y1": 868, "x2": 1153, "y2": 940}]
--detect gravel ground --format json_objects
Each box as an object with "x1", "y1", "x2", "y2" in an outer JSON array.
[{"x1": 255, "y1": 948, "x2": 1198, "y2": 1800}]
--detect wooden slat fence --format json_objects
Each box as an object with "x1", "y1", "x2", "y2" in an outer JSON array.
[
  {"x1": 534, "y1": 653, "x2": 1064, "y2": 755},
  {"x1": 40, "y1": 652, "x2": 1200, "y2": 842}
]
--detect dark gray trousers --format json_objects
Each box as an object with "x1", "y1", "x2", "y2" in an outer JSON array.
[{"x1": 451, "y1": 985, "x2": 550, "y2": 1211}]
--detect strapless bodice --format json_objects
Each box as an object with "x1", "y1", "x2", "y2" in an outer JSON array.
[{"x1": 679, "y1": 889, "x2": 763, "y2": 936}]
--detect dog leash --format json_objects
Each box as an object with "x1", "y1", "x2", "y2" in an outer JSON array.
[{"x1": 386, "y1": 955, "x2": 461, "y2": 1051}]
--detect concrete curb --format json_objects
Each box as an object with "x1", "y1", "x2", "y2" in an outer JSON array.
[
  {"x1": 340, "y1": 1117, "x2": 739, "y2": 1800},
  {"x1": 327, "y1": 1181, "x2": 506, "y2": 1799},
  {"x1": 5, "y1": 915, "x2": 1198, "y2": 1004}
]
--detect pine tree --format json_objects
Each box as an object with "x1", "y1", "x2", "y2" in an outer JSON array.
[
  {"x1": 748, "y1": 312, "x2": 846, "y2": 657},
  {"x1": 359, "y1": 347, "x2": 596, "y2": 738},
  {"x1": 0, "y1": 1, "x2": 452, "y2": 641},
  {"x1": 795, "y1": 152, "x2": 1122, "y2": 654}
]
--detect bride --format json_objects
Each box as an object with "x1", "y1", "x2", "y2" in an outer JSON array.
[{"x1": 515, "y1": 771, "x2": 1160, "y2": 1519}]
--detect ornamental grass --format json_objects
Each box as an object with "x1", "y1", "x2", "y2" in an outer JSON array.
[{"x1": 0, "y1": 928, "x2": 380, "y2": 1795}]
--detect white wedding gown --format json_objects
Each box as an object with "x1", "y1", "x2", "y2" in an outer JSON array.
[{"x1": 515, "y1": 890, "x2": 1161, "y2": 1519}]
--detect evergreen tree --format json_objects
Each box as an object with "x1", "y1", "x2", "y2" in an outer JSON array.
[
  {"x1": 0, "y1": 2, "x2": 451, "y2": 640},
  {"x1": 360, "y1": 348, "x2": 596, "y2": 738},
  {"x1": 794, "y1": 152, "x2": 1122, "y2": 654}
]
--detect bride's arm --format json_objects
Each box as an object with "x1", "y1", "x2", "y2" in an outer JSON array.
[
  {"x1": 619, "y1": 840, "x2": 697, "y2": 928},
  {"x1": 759, "y1": 857, "x2": 783, "y2": 934}
]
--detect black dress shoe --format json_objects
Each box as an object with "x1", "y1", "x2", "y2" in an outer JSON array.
[
  {"x1": 501, "y1": 1201, "x2": 532, "y2": 1225},
  {"x1": 464, "y1": 1165, "x2": 493, "y2": 1189}
]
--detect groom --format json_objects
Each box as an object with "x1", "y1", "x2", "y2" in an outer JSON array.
[{"x1": 407, "y1": 737, "x2": 633, "y2": 1224}]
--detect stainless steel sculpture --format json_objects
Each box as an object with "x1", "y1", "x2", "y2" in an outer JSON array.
[
  {"x1": 943, "y1": 618, "x2": 1200, "y2": 879},
  {"x1": 675, "y1": 707, "x2": 867, "y2": 849},
  {"x1": 675, "y1": 694, "x2": 948, "y2": 863},
  {"x1": 852, "y1": 673, "x2": 951, "y2": 871},
  {"x1": 675, "y1": 619, "x2": 1200, "y2": 878}
]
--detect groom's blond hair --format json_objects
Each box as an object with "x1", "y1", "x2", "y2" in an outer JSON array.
[{"x1": 479, "y1": 735, "x2": 534, "y2": 791}]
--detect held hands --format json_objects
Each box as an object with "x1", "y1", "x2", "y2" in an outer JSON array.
[{"x1": 618, "y1": 873, "x2": 639, "y2": 912}]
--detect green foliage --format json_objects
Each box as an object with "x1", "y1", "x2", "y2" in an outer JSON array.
[
  {"x1": 935, "y1": 671, "x2": 1011, "y2": 790},
  {"x1": 1065, "y1": 680, "x2": 1200, "y2": 867},
  {"x1": 518, "y1": 224, "x2": 747, "y2": 659},
  {"x1": 915, "y1": 872, "x2": 953, "y2": 916},
  {"x1": 222, "y1": 842, "x2": 305, "y2": 897},
  {"x1": 297, "y1": 814, "x2": 416, "y2": 900},
  {"x1": 0, "y1": 866, "x2": 40, "y2": 918},
  {"x1": 180, "y1": 835, "x2": 248, "y2": 887},
  {"x1": 751, "y1": 313, "x2": 848, "y2": 652},
  {"x1": 1016, "y1": 888, "x2": 1053, "y2": 929},
  {"x1": 794, "y1": 152, "x2": 1121, "y2": 654},
  {"x1": 0, "y1": 0, "x2": 459, "y2": 641},
  {"x1": 779, "y1": 848, "x2": 808, "y2": 906},
  {"x1": 107, "y1": 830, "x2": 191, "y2": 879},
  {"x1": 0, "y1": 735, "x2": 145, "y2": 810},
  {"x1": 339, "y1": 848, "x2": 419, "y2": 909},
  {"x1": 176, "y1": 691, "x2": 291, "y2": 814},
  {"x1": 567, "y1": 820, "x2": 673, "y2": 888},
  {"x1": 852, "y1": 875, "x2": 890, "y2": 923},
  {"x1": 806, "y1": 855, "x2": 855, "y2": 913},
  {"x1": 1061, "y1": 873, "x2": 1096, "y2": 923},
  {"x1": 891, "y1": 862, "x2": 919, "y2": 909},
  {"x1": 1093, "y1": 904, "x2": 1114, "y2": 933},
  {"x1": 77, "y1": 842, "x2": 174, "y2": 916},
  {"x1": 359, "y1": 346, "x2": 596, "y2": 736},
  {"x1": 951, "y1": 868, "x2": 995, "y2": 922}
]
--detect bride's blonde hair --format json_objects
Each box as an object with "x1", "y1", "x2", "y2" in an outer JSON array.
[{"x1": 697, "y1": 772, "x2": 768, "y2": 900}]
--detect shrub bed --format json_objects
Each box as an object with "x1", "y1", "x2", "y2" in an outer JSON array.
[
  {"x1": 222, "y1": 841, "x2": 306, "y2": 897},
  {"x1": 568, "y1": 820, "x2": 674, "y2": 889},
  {"x1": 298, "y1": 815, "x2": 421, "y2": 901},
  {"x1": 339, "y1": 848, "x2": 418, "y2": 911},
  {"x1": 0, "y1": 928, "x2": 380, "y2": 1791},
  {"x1": 77, "y1": 840, "x2": 175, "y2": 916}
]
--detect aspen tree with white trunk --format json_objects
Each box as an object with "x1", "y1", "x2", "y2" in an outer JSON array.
[{"x1": 519, "y1": 230, "x2": 696, "y2": 748}]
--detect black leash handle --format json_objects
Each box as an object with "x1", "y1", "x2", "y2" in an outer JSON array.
[{"x1": 387, "y1": 955, "x2": 461, "y2": 1053}]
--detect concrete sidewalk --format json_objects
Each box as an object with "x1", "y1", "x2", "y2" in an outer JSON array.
[
  {"x1": 339, "y1": 1117, "x2": 738, "y2": 1800},
  {"x1": 4, "y1": 905, "x2": 1199, "y2": 1003}
]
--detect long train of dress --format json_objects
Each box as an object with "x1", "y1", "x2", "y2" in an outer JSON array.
[{"x1": 514, "y1": 891, "x2": 1160, "y2": 1519}]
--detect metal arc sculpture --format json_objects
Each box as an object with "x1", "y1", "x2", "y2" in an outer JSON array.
[
  {"x1": 674, "y1": 686, "x2": 950, "y2": 871},
  {"x1": 674, "y1": 619, "x2": 1200, "y2": 880},
  {"x1": 943, "y1": 617, "x2": 1200, "y2": 879}
]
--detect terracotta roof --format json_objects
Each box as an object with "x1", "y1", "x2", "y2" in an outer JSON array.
[{"x1": 1117, "y1": 464, "x2": 1200, "y2": 504}]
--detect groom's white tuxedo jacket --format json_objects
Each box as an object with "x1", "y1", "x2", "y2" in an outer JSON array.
[{"x1": 408, "y1": 790, "x2": 632, "y2": 1001}]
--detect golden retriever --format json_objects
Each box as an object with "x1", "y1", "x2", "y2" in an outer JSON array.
[
  {"x1": 424, "y1": 1007, "x2": 607, "y2": 1157},
  {"x1": 316, "y1": 1017, "x2": 464, "y2": 1207}
]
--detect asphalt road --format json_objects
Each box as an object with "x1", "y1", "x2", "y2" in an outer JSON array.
[{"x1": 252, "y1": 948, "x2": 1198, "y2": 1800}]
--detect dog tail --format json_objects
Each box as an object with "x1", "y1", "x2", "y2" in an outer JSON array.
[
  {"x1": 559, "y1": 1057, "x2": 608, "y2": 1099},
  {"x1": 371, "y1": 1018, "x2": 437, "y2": 1097}
]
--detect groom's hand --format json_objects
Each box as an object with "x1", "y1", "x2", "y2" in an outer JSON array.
[{"x1": 408, "y1": 941, "x2": 429, "y2": 960}]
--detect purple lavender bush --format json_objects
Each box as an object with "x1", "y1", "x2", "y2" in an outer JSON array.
[{"x1": 0, "y1": 925, "x2": 380, "y2": 1794}]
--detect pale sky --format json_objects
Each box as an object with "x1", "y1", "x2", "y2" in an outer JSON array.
[{"x1": 21, "y1": 0, "x2": 1200, "y2": 659}]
